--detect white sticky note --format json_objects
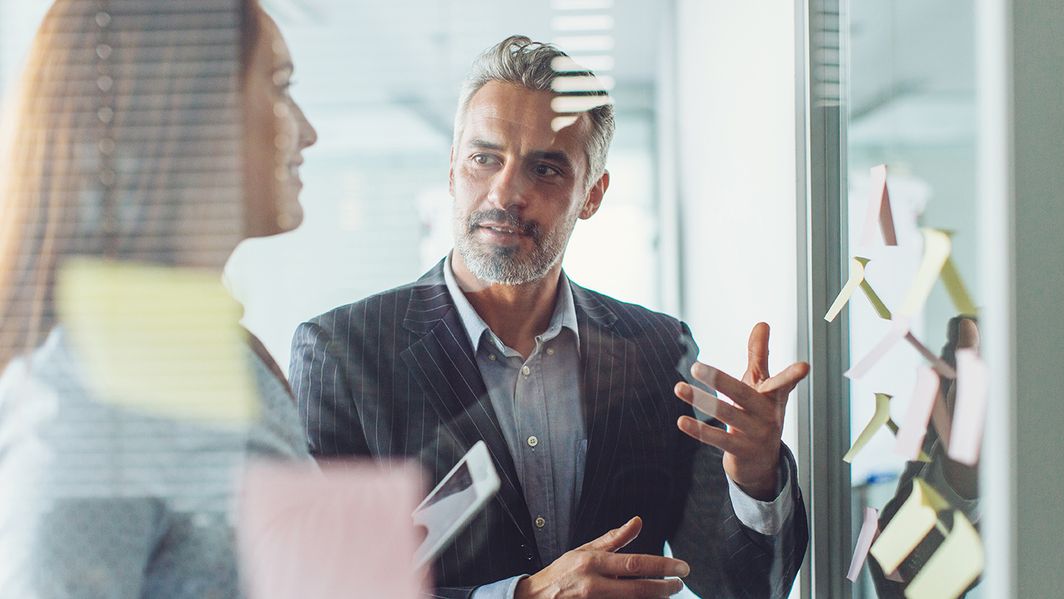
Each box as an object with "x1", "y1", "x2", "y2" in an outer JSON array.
[
  {"x1": 904, "y1": 511, "x2": 984, "y2": 599},
  {"x1": 894, "y1": 368, "x2": 940, "y2": 461},
  {"x1": 860, "y1": 164, "x2": 898, "y2": 247},
  {"x1": 845, "y1": 318, "x2": 911, "y2": 380},
  {"x1": 847, "y1": 507, "x2": 880, "y2": 582},
  {"x1": 947, "y1": 349, "x2": 988, "y2": 466},
  {"x1": 239, "y1": 461, "x2": 426, "y2": 599}
]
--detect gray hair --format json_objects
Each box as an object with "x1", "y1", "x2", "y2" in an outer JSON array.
[{"x1": 453, "y1": 35, "x2": 615, "y2": 190}]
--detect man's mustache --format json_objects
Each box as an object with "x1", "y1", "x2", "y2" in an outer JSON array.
[{"x1": 467, "y1": 209, "x2": 540, "y2": 240}]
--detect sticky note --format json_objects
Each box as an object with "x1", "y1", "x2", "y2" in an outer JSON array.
[
  {"x1": 899, "y1": 229, "x2": 979, "y2": 317},
  {"x1": 845, "y1": 318, "x2": 910, "y2": 379},
  {"x1": 56, "y1": 258, "x2": 257, "y2": 425},
  {"x1": 900, "y1": 229, "x2": 952, "y2": 317},
  {"x1": 894, "y1": 368, "x2": 940, "y2": 461},
  {"x1": 847, "y1": 317, "x2": 956, "y2": 380},
  {"x1": 824, "y1": 257, "x2": 891, "y2": 322},
  {"x1": 904, "y1": 511, "x2": 984, "y2": 599},
  {"x1": 884, "y1": 419, "x2": 932, "y2": 463},
  {"x1": 844, "y1": 393, "x2": 893, "y2": 463},
  {"x1": 870, "y1": 479, "x2": 950, "y2": 574},
  {"x1": 939, "y1": 259, "x2": 978, "y2": 317},
  {"x1": 847, "y1": 507, "x2": 880, "y2": 582},
  {"x1": 860, "y1": 164, "x2": 898, "y2": 247},
  {"x1": 239, "y1": 461, "x2": 426, "y2": 599},
  {"x1": 686, "y1": 384, "x2": 720, "y2": 419},
  {"x1": 903, "y1": 332, "x2": 958, "y2": 380},
  {"x1": 947, "y1": 349, "x2": 988, "y2": 466}
]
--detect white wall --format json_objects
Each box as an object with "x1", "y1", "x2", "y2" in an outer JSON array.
[
  {"x1": 671, "y1": 2, "x2": 800, "y2": 595},
  {"x1": 673, "y1": 2, "x2": 799, "y2": 449}
]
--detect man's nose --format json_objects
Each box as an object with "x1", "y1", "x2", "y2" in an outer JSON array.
[{"x1": 486, "y1": 163, "x2": 528, "y2": 212}]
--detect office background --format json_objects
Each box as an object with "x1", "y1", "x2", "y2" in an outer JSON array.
[{"x1": 3, "y1": 0, "x2": 1061, "y2": 597}]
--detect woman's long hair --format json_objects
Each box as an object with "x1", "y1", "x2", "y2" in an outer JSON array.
[{"x1": 0, "y1": 0, "x2": 262, "y2": 370}]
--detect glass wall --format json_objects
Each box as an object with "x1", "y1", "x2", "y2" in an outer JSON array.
[{"x1": 840, "y1": 1, "x2": 983, "y2": 597}]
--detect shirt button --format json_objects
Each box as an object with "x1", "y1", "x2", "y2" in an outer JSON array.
[
  {"x1": 535, "y1": 516, "x2": 546, "y2": 529},
  {"x1": 488, "y1": 354, "x2": 496, "y2": 361},
  {"x1": 527, "y1": 435, "x2": 539, "y2": 448},
  {"x1": 521, "y1": 365, "x2": 531, "y2": 376},
  {"x1": 546, "y1": 347, "x2": 555, "y2": 356}
]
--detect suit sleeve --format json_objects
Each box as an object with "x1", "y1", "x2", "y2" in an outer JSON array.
[
  {"x1": 289, "y1": 319, "x2": 370, "y2": 458},
  {"x1": 667, "y1": 323, "x2": 809, "y2": 599}
]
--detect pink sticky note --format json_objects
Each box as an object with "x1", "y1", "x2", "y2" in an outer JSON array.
[
  {"x1": 894, "y1": 368, "x2": 940, "y2": 460},
  {"x1": 947, "y1": 349, "x2": 988, "y2": 466},
  {"x1": 845, "y1": 317, "x2": 910, "y2": 379},
  {"x1": 860, "y1": 164, "x2": 898, "y2": 247},
  {"x1": 847, "y1": 507, "x2": 880, "y2": 581},
  {"x1": 238, "y1": 461, "x2": 426, "y2": 599},
  {"x1": 903, "y1": 332, "x2": 958, "y2": 380}
]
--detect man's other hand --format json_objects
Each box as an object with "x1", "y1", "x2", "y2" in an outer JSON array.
[
  {"x1": 674, "y1": 322, "x2": 809, "y2": 500},
  {"x1": 514, "y1": 517, "x2": 688, "y2": 599}
]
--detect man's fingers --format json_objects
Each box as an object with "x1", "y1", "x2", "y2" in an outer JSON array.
[
  {"x1": 580, "y1": 516, "x2": 642, "y2": 552},
  {"x1": 594, "y1": 576, "x2": 685, "y2": 599},
  {"x1": 759, "y1": 361, "x2": 810, "y2": 398},
  {"x1": 677, "y1": 415, "x2": 740, "y2": 453},
  {"x1": 743, "y1": 322, "x2": 771, "y2": 385},
  {"x1": 690, "y1": 362, "x2": 771, "y2": 416},
  {"x1": 675, "y1": 382, "x2": 758, "y2": 432},
  {"x1": 591, "y1": 552, "x2": 690, "y2": 578}
]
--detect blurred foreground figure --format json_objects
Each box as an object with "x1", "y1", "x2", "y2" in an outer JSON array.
[{"x1": 0, "y1": 0, "x2": 318, "y2": 596}]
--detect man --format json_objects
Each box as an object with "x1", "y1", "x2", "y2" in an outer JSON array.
[{"x1": 291, "y1": 36, "x2": 808, "y2": 598}]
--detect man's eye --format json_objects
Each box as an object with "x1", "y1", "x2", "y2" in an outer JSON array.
[
  {"x1": 472, "y1": 154, "x2": 494, "y2": 165},
  {"x1": 534, "y1": 164, "x2": 560, "y2": 177}
]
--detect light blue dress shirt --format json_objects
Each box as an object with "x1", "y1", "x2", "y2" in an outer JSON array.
[{"x1": 443, "y1": 256, "x2": 793, "y2": 599}]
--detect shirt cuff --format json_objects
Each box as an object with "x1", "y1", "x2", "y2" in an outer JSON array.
[
  {"x1": 471, "y1": 575, "x2": 527, "y2": 599},
  {"x1": 725, "y1": 460, "x2": 795, "y2": 536}
]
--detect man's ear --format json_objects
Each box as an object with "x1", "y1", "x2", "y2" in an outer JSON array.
[
  {"x1": 579, "y1": 170, "x2": 610, "y2": 219},
  {"x1": 448, "y1": 146, "x2": 456, "y2": 197}
]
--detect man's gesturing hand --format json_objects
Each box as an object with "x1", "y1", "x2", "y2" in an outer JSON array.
[
  {"x1": 514, "y1": 517, "x2": 688, "y2": 599},
  {"x1": 674, "y1": 322, "x2": 810, "y2": 500}
]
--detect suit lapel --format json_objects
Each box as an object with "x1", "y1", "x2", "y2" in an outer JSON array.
[
  {"x1": 399, "y1": 264, "x2": 538, "y2": 553},
  {"x1": 570, "y1": 284, "x2": 638, "y2": 542}
]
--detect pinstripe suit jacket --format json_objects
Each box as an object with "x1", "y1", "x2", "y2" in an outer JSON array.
[{"x1": 290, "y1": 262, "x2": 807, "y2": 598}]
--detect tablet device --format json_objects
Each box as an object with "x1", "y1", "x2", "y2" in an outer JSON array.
[{"x1": 412, "y1": 440, "x2": 500, "y2": 569}]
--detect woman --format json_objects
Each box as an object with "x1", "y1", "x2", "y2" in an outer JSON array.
[{"x1": 0, "y1": 0, "x2": 316, "y2": 596}]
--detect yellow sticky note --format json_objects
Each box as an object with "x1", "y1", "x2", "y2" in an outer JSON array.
[
  {"x1": 904, "y1": 511, "x2": 984, "y2": 599},
  {"x1": 900, "y1": 229, "x2": 952, "y2": 317},
  {"x1": 940, "y1": 259, "x2": 978, "y2": 317},
  {"x1": 825, "y1": 257, "x2": 891, "y2": 322},
  {"x1": 843, "y1": 393, "x2": 893, "y2": 463},
  {"x1": 870, "y1": 479, "x2": 950, "y2": 574},
  {"x1": 56, "y1": 258, "x2": 258, "y2": 425},
  {"x1": 859, "y1": 279, "x2": 892, "y2": 320}
]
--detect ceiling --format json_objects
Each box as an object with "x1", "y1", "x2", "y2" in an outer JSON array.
[{"x1": 262, "y1": 0, "x2": 668, "y2": 156}]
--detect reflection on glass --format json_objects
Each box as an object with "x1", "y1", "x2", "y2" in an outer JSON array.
[{"x1": 843, "y1": 1, "x2": 984, "y2": 597}]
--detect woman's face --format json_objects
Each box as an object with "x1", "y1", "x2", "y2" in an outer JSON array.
[{"x1": 243, "y1": 11, "x2": 317, "y2": 238}]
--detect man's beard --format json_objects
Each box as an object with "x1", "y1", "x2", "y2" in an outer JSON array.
[{"x1": 454, "y1": 208, "x2": 575, "y2": 286}]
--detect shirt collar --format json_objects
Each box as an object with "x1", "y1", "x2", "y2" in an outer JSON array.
[{"x1": 443, "y1": 252, "x2": 580, "y2": 354}]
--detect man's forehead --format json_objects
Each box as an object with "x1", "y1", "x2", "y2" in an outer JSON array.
[{"x1": 460, "y1": 83, "x2": 589, "y2": 156}]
